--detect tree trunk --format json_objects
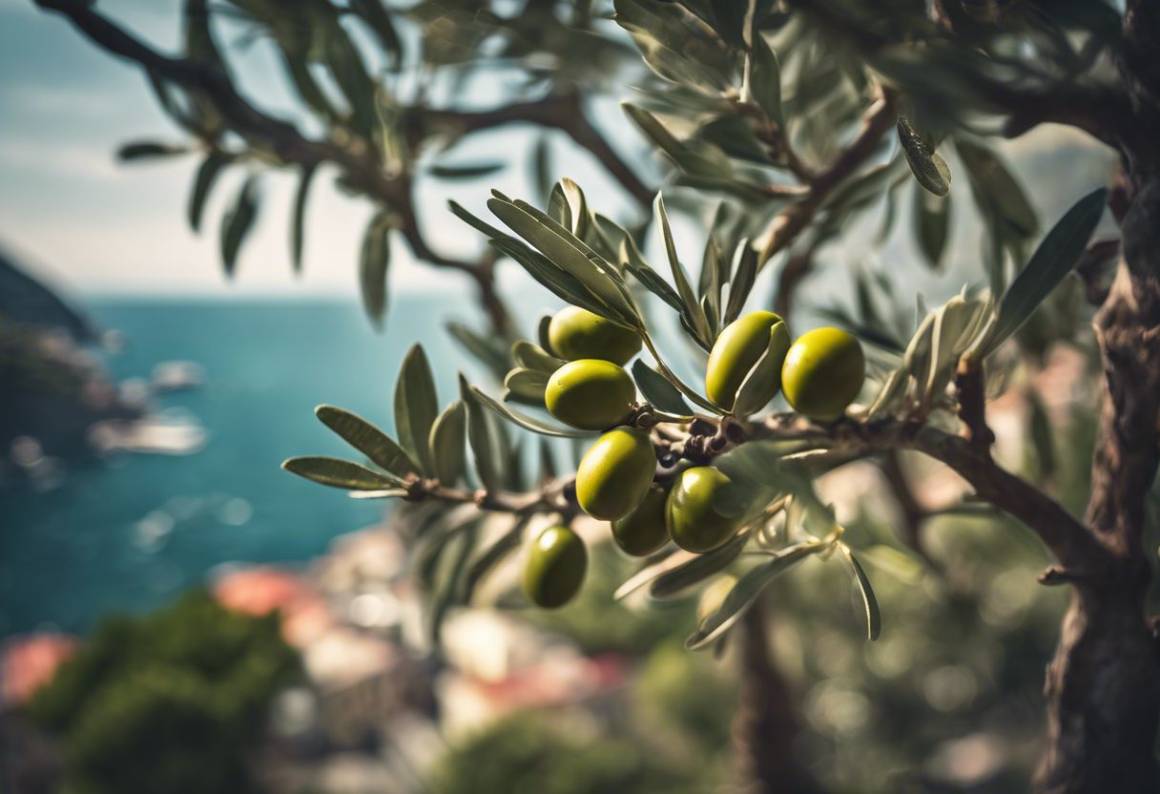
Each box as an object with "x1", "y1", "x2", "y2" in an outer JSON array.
[
  {"x1": 1035, "y1": 175, "x2": 1160, "y2": 790},
  {"x1": 733, "y1": 600, "x2": 827, "y2": 794},
  {"x1": 1033, "y1": 4, "x2": 1160, "y2": 788}
]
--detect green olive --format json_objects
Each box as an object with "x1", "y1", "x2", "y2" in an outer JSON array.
[
  {"x1": 666, "y1": 466, "x2": 738, "y2": 553},
  {"x1": 611, "y1": 485, "x2": 669, "y2": 556},
  {"x1": 576, "y1": 426, "x2": 656, "y2": 520},
  {"x1": 781, "y1": 327, "x2": 865, "y2": 421},
  {"x1": 544, "y1": 359, "x2": 635, "y2": 430},
  {"x1": 705, "y1": 310, "x2": 790, "y2": 411},
  {"x1": 548, "y1": 306, "x2": 641, "y2": 365},
  {"x1": 523, "y1": 525, "x2": 587, "y2": 609}
]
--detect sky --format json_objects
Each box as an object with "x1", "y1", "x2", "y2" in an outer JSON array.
[
  {"x1": 0, "y1": 0, "x2": 1118, "y2": 305},
  {"x1": 0, "y1": 0, "x2": 641, "y2": 299}
]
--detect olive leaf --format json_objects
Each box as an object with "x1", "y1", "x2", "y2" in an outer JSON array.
[
  {"x1": 648, "y1": 532, "x2": 749, "y2": 599},
  {"x1": 315, "y1": 405, "x2": 417, "y2": 479},
  {"x1": 429, "y1": 522, "x2": 479, "y2": 643},
  {"x1": 460, "y1": 376, "x2": 505, "y2": 492},
  {"x1": 732, "y1": 322, "x2": 790, "y2": 416},
  {"x1": 220, "y1": 175, "x2": 260, "y2": 277},
  {"x1": 464, "y1": 517, "x2": 530, "y2": 602},
  {"x1": 502, "y1": 368, "x2": 549, "y2": 402},
  {"x1": 749, "y1": 33, "x2": 783, "y2": 124},
  {"x1": 429, "y1": 401, "x2": 467, "y2": 485},
  {"x1": 614, "y1": 0, "x2": 735, "y2": 93},
  {"x1": 980, "y1": 188, "x2": 1107, "y2": 356},
  {"x1": 395, "y1": 345, "x2": 439, "y2": 476},
  {"x1": 614, "y1": 547, "x2": 687, "y2": 600},
  {"x1": 470, "y1": 385, "x2": 593, "y2": 439},
  {"x1": 897, "y1": 117, "x2": 950, "y2": 197},
  {"x1": 841, "y1": 545, "x2": 882, "y2": 640},
  {"x1": 427, "y1": 162, "x2": 506, "y2": 179},
  {"x1": 914, "y1": 186, "x2": 950, "y2": 269},
  {"x1": 117, "y1": 141, "x2": 189, "y2": 161},
  {"x1": 290, "y1": 162, "x2": 317, "y2": 274},
  {"x1": 686, "y1": 542, "x2": 823, "y2": 650},
  {"x1": 924, "y1": 292, "x2": 992, "y2": 400},
  {"x1": 487, "y1": 194, "x2": 638, "y2": 325},
  {"x1": 188, "y1": 151, "x2": 232, "y2": 233},
  {"x1": 537, "y1": 316, "x2": 554, "y2": 353},
  {"x1": 282, "y1": 456, "x2": 401, "y2": 491},
  {"x1": 623, "y1": 104, "x2": 733, "y2": 180},
  {"x1": 722, "y1": 240, "x2": 757, "y2": 324},
  {"x1": 956, "y1": 138, "x2": 1038, "y2": 240},
  {"x1": 360, "y1": 211, "x2": 392, "y2": 329},
  {"x1": 446, "y1": 321, "x2": 509, "y2": 380},
  {"x1": 655, "y1": 193, "x2": 712, "y2": 348},
  {"x1": 512, "y1": 341, "x2": 565, "y2": 374},
  {"x1": 632, "y1": 359, "x2": 694, "y2": 416},
  {"x1": 618, "y1": 232, "x2": 686, "y2": 313}
]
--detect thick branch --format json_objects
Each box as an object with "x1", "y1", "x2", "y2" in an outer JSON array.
[{"x1": 749, "y1": 415, "x2": 1106, "y2": 569}]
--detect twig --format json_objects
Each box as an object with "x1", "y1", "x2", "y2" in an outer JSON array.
[{"x1": 755, "y1": 92, "x2": 897, "y2": 273}]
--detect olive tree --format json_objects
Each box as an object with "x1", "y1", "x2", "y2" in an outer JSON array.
[{"x1": 36, "y1": 1, "x2": 1160, "y2": 791}]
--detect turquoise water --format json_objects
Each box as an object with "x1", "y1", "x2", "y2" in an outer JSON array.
[{"x1": 0, "y1": 297, "x2": 488, "y2": 638}]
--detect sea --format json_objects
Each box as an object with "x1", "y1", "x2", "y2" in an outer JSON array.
[{"x1": 0, "y1": 296, "x2": 503, "y2": 638}]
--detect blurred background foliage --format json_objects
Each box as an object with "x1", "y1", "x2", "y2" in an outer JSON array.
[{"x1": 26, "y1": 591, "x2": 300, "y2": 794}]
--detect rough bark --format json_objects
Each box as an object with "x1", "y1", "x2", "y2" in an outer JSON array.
[
  {"x1": 732, "y1": 601, "x2": 827, "y2": 794},
  {"x1": 1033, "y1": 2, "x2": 1160, "y2": 788},
  {"x1": 1034, "y1": 178, "x2": 1160, "y2": 794}
]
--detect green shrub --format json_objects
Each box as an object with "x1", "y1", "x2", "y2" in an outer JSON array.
[{"x1": 26, "y1": 589, "x2": 300, "y2": 794}]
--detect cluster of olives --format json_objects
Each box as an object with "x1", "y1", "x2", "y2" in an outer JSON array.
[{"x1": 524, "y1": 307, "x2": 865, "y2": 609}]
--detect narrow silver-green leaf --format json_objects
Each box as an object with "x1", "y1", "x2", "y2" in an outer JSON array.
[
  {"x1": 686, "y1": 543, "x2": 822, "y2": 650},
  {"x1": 471, "y1": 386, "x2": 593, "y2": 438},
  {"x1": 750, "y1": 34, "x2": 783, "y2": 124},
  {"x1": 314, "y1": 405, "x2": 416, "y2": 478},
  {"x1": 614, "y1": 547, "x2": 686, "y2": 601},
  {"x1": 188, "y1": 151, "x2": 231, "y2": 233},
  {"x1": 983, "y1": 188, "x2": 1107, "y2": 355},
  {"x1": 503, "y1": 368, "x2": 549, "y2": 402},
  {"x1": 956, "y1": 139, "x2": 1037, "y2": 238},
  {"x1": 489, "y1": 237, "x2": 611, "y2": 320},
  {"x1": 446, "y1": 321, "x2": 509, "y2": 379},
  {"x1": 512, "y1": 341, "x2": 565, "y2": 374},
  {"x1": 649, "y1": 532, "x2": 748, "y2": 599},
  {"x1": 464, "y1": 517, "x2": 529, "y2": 601},
  {"x1": 487, "y1": 196, "x2": 637, "y2": 325},
  {"x1": 428, "y1": 162, "x2": 506, "y2": 179},
  {"x1": 914, "y1": 186, "x2": 950, "y2": 269},
  {"x1": 461, "y1": 377, "x2": 502, "y2": 491},
  {"x1": 623, "y1": 104, "x2": 732, "y2": 179},
  {"x1": 220, "y1": 175, "x2": 259, "y2": 277},
  {"x1": 429, "y1": 401, "x2": 467, "y2": 485},
  {"x1": 394, "y1": 345, "x2": 439, "y2": 476},
  {"x1": 632, "y1": 359, "x2": 693, "y2": 416},
  {"x1": 282, "y1": 456, "x2": 399, "y2": 491},
  {"x1": 723, "y1": 240, "x2": 757, "y2": 324},
  {"x1": 291, "y1": 163, "x2": 317, "y2": 274},
  {"x1": 655, "y1": 193, "x2": 711, "y2": 345},
  {"x1": 117, "y1": 141, "x2": 188, "y2": 161},
  {"x1": 360, "y1": 212, "x2": 392, "y2": 329},
  {"x1": 842, "y1": 546, "x2": 882, "y2": 640}
]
